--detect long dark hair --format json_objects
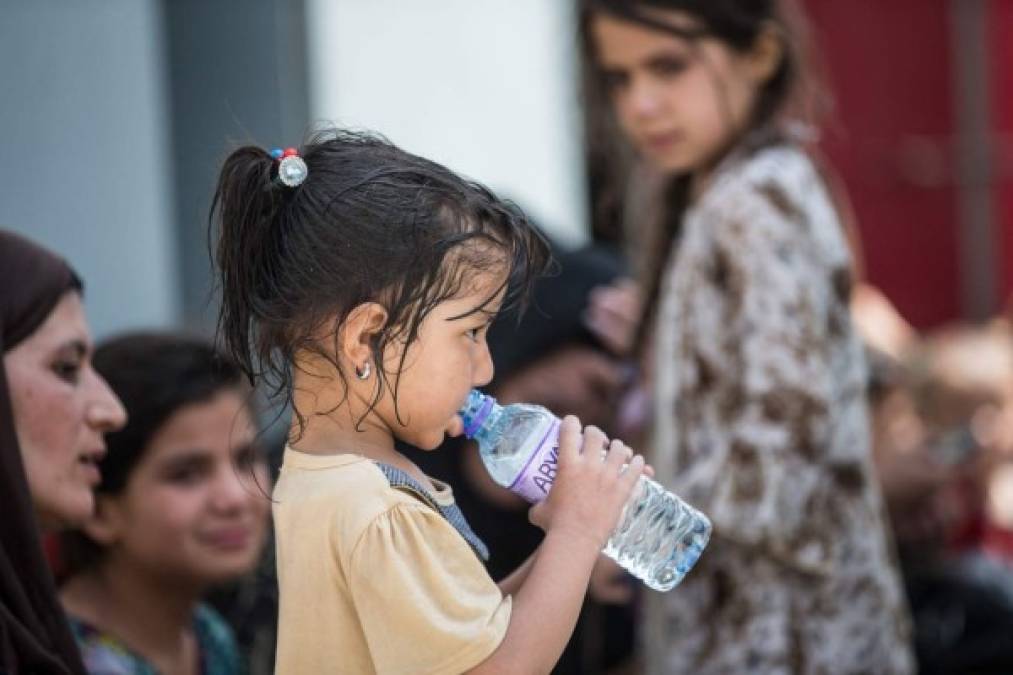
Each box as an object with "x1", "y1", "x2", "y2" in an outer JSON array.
[
  {"x1": 0, "y1": 230, "x2": 87, "y2": 675},
  {"x1": 59, "y1": 332, "x2": 251, "y2": 576},
  {"x1": 580, "y1": 0, "x2": 827, "y2": 351},
  {"x1": 209, "y1": 127, "x2": 550, "y2": 431}
]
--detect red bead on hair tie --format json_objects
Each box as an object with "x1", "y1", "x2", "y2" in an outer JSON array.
[{"x1": 283, "y1": 147, "x2": 298, "y2": 158}]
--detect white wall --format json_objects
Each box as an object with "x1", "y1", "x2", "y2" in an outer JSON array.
[
  {"x1": 0, "y1": 0, "x2": 179, "y2": 339},
  {"x1": 305, "y1": 0, "x2": 588, "y2": 246}
]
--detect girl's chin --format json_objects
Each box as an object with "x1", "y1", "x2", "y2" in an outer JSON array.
[
  {"x1": 445, "y1": 415, "x2": 464, "y2": 438},
  {"x1": 417, "y1": 433, "x2": 448, "y2": 451},
  {"x1": 399, "y1": 416, "x2": 464, "y2": 451},
  {"x1": 644, "y1": 152, "x2": 694, "y2": 175}
]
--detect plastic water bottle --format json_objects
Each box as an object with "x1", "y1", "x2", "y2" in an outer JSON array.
[{"x1": 459, "y1": 389, "x2": 711, "y2": 592}]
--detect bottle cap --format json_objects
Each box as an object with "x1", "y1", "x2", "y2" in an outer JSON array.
[{"x1": 459, "y1": 389, "x2": 495, "y2": 439}]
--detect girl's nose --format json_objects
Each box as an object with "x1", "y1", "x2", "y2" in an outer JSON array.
[
  {"x1": 210, "y1": 467, "x2": 253, "y2": 513},
  {"x1": 627, "y1": 76, "x2": 663, "y2": 120},
  {"x1": 472, "y1": 341, "x2": 495, "y2": 388}
]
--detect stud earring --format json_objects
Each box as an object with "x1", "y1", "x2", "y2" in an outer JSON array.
[{"x1": 356, "y1": 362, "x2": 371, "y2": 380}]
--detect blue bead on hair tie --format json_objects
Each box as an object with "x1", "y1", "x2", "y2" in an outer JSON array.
[{"x1": 270, "y1": 148, "x2": 284, "y2": 159}]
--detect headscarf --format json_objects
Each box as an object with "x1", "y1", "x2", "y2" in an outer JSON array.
[{"x1": 0, "y1": 229, "x2": 86, "y2": 674}]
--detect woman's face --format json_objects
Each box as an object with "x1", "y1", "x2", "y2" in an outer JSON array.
[
  {"x1": 93, "y1": 391, "x2": 270, "y2": 585},
  {"x1": 4, "y1": 292, "x2": 127, "y2": 530},
  {"x1": 591, "y1": 9, "x2": 772, "y2": 175}
]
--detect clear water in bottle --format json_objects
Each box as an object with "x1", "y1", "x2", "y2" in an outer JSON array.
[{"x1": 459, "y1": 389, "x2": 711, "y2": 592}]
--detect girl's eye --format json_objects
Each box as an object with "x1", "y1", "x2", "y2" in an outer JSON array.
[
  {"x1": 466, "y1": 322, "x2": 493, "y2": 343},
  {"x1": 52, "y1": 360, "x2": 82, "y2": 384},
  {"x1": 235, "y1": 445, "x2": 265, "y2": 470},
  {"x1": 601, "y1": 70, "x2": 629, "y2": 93},
  {"x1": 166, "y1": 464, "x2": 205, "y2": 486},
  {"x1": 650, "y1": 57, "x2": 688, "y2": 78}
]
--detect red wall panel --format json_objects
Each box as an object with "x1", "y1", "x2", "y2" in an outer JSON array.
[
  {"x1": 993, "y1": 0, "x2": 1013, "y2": 306},
  {"x1": 803, "y1": 0, "x2": 961, "y2": 328}
]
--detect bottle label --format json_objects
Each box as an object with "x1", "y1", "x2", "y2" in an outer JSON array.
[{"x1": 509, "y1": 419, "x2": 561, "y2": 503}]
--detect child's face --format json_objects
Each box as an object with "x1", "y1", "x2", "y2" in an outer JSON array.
[
  {"x1": 591, "y1": 9, "x2": 767, "y2": 175},
  {"x1": 380, "y1": 269, "x2": 504, "y2": 451},
  {"x1": 92, "y1": 390, "x2": 270, "y2": 586}
]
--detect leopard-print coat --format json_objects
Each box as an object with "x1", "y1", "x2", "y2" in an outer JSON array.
[{"x1": 642, "y1": 145, "x2": 914, "y2": 675}]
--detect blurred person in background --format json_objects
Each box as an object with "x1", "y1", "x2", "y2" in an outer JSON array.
[
  {"x1": 899, "y1": 323, "x2": 1013, "y2": 558},
  {"x1": 852, "y1": 283, "x2": 951, "y2": 551},
  {"x1": 864, "y1": 320, "x2": 1013, "y2": 673},
  {"x1": 578, "y1": 0, "x2": 914, "y2": 672},
  {"x1": 58, "y1": 333, "x2": 270, "y2": 675},
  {"x1": 916, "y1": 322, "x2": 1013, "y2": 560},
  {"x1": 1, "y1": 229, "x2": 127, "y2": 675}
]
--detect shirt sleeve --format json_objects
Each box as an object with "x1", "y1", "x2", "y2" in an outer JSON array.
[
  {"x1": 678, "y1": 181, "x2": 859, "y2": 575},
  {"x1": 348, "y1": 501, "x2": 512, "y2": 675}
]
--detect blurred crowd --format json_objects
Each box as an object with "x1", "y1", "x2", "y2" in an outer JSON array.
[{"x1": 858, "y1": 288, "x2": 1013, "y2": 673}]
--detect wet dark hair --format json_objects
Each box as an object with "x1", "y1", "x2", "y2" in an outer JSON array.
[
  {"x1": 580, "y1": 0, "x2": 826, "y2": 351},
  {"x1": 209, "y1": 127, "x2": 550, "y2": 430},
  {"x1": 58, "y1": 332, "x2": 250, "y2": 576}
]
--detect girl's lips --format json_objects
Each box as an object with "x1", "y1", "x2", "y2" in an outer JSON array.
[
  {"x1": 642, "y1": 131, "x2": 684, "y2": 153},
  {"x1": 199, "y1": 527, "x2": 253, "y2": 551}
]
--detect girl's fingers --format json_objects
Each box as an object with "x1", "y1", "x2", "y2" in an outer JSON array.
[
  {"x1": 602, "y1": 297, "x2": 641, "y2": 325},
  {"x1": 528, "y1": 501, "x2": 547, "y2": 530},
  {"x1": 557, "y1": 415, "x2": 583, "y2": 464},
  {"x1": 581, "y1": 425, "x2": 608, "y2": 458},
  {"x1": 584, "y1": 289, "x2": 640, "y2": 355},
  {"x1": 604, "y1": 438, "x2": 631, "y2": 472},
  {"x1": 590, "y1": 280, "x2": 642, "y2": 321},
  {"x1": 584, "y1": 315, "x2": 625, "y2": 351},
  {"x1": 620, "y1": 454, "x2": 646, "y2": 487},
  {"x1": 588, "y1": 298, "x2": 637, "y2": 328}
]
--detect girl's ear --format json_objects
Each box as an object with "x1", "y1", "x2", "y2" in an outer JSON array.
[
  {"x1": 340, "y1": 302, "x2": 389, "y2": 371},
  {"x1": 80, "y1": 496, "x2": 123, "y2": 546},
  {"x1": 747, "y1": 21, "x2": 784, "y2": 85}
]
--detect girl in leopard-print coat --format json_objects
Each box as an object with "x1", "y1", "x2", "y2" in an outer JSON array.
[{"x1": 582, "y1": 1, "x2": 914, "y2": 672}]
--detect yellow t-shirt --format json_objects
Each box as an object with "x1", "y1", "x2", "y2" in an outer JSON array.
[{"x1": 272, "y1": 448, "x2": 512, "y2": 674}]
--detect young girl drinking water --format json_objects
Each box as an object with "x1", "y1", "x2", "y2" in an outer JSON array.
[{"x1": 210, "y1": 129, "x2": 647, "y2": 674}]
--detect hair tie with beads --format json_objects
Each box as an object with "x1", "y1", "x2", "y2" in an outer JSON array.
[{"x1": 270, "y1": 147, "x2": 308, "y2": 188}]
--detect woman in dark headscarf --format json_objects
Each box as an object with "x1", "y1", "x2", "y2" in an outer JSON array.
[{"x1": 0, "y1": 229, "x2": 126, "y2": 674}]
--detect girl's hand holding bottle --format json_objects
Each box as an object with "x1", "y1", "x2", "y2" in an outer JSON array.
[
  {"x1": 528, "y1": 417, "x2": 645, "y2": 550},
  {"x1": 468, "y1": 415, "x2": 645, "y2": 674},
  {"x1": 461, "y1": 389, "x2": 710, "y2": 591}
]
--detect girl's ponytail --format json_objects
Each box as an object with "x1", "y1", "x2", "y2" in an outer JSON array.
[{"x1": 209, "y1": 146, "x2": 283, "y2": 388}]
